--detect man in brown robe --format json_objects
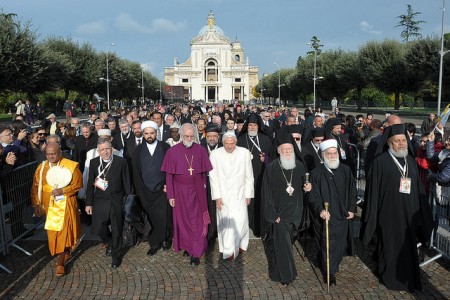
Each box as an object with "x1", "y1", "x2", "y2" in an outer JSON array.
[{"x1": 31, "y1": 144, "x2": 82, "y2": 276}]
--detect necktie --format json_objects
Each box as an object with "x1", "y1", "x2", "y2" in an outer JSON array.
[
  {"x1": 157, "y1": 128, "x2": 162, "y2": 141},
  {"x1": 137, "y1": 138, "x2": 141, "y2": 145}
]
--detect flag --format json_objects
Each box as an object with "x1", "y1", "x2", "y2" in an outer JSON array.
[{"x1": 437, "y1": 104, "x2": 450, "y2": 126}]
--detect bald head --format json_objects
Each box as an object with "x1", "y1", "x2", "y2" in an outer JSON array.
[{"x1": 386, "y1": 115, "x2": 401, "y2": 126}]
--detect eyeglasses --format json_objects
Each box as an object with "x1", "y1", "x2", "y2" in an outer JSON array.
[
  {"x1": 38, "y1": 133, "x2": 47, "y2": 136},
  {"x1": 293, "y1": 137, "x2": 301, "y2": 141},
  {"x1": 1, "y1": 133, "x2": 13, "y2": 137}
]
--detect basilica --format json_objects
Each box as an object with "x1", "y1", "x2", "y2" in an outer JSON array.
[{"x1": 164, "y1": 11, "x2": 259, "y2": 103}]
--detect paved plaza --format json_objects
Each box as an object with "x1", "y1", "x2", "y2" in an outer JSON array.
[{"x1": 0, "y1": 229, "x2": 449, "y2": 299}]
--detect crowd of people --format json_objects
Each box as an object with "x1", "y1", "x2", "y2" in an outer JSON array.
[{"x1": 1, "y1": 100, "x2": 447, "y2": 292}]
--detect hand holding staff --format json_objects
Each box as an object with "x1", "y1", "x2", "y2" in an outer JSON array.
[{"x1": 324, "y1": 202, "x2": 330, "y2": 294}]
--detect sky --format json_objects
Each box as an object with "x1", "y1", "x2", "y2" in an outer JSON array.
[{"x1": 1, "y1": 0, "x2": 449, "y2": 79}]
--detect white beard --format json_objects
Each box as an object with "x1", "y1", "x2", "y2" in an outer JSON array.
[
  {"x1": 324, "y1": 157, "x2": 340, "y2": 169},
  {"x1": 248, "y1": 130, "x2": 257, "y2": 137},
  {"x1": 280, "y1": 155, "x2": 296, "y2": 170},
  {"x1": 183, "y1": 140, "x2": 193, "y2": 148},
  {"x1": 389, "y1": 147, "x2": 408, "y2": 158}
]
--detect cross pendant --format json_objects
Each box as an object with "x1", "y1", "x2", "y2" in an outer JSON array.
[{"x1": 188, "y1": 167, "x2": 194, "y2": 176}]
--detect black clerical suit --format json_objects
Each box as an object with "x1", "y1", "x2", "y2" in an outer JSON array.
[
  {"x1": 308, "y1": 163, "x2": 356, "y2": 278},
  {"x1": 132, "y1": 141, "x2": 171, "y2": 250},
  {"x1": 237, "y1": 132, "x2": 272, "y2": 237},
  {"x1": 112, "y1": 131, "x2": 134, "y2": 153},
  {"x1": 86, "y1": 155, "x2": 131, "y2": 260}
]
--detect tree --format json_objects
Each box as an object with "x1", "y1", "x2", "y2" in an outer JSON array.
[{"x1": 396, "y1": 4, "x2": 425, "y2": 42}]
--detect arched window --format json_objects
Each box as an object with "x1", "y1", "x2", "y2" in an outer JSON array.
[{"x1": 235, "y1": 55, "x2": 240, "y2": 62}]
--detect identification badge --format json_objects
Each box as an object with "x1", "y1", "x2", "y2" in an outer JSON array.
[
  {"x1": 55, "y1": 195, "x2": 65, "y2": 202},
  {"x1": 94, "y1": 178, "x2": 108, "y2": 191},
  {"x1": 340, "y1": 148, "x2": 347, "y2": 160},
  {"x1": 399, "y1": 177, "x2": 411, "y2": 194}
]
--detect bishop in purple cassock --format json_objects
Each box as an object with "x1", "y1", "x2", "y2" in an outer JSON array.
[{"x1": 161, "y1": 124, "x2": 213, "y2": 266}]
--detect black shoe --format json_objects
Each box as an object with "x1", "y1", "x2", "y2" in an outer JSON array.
[
  {"x1": 189, "y1": 257, "x2": 200, "y2": 266},
  {"x1": 105, "y1": 244, "x2": 112, "y2": 257},
  {"x1": 147, "y1": 246, "x2": 160, "y2": 256},
  {"x1": 162, "y1": 240, "x2": 172, "y2": 250},
  {"x1": 183, "y1": 250, "x2": 190, "y2": 257},
  {"x1": 111, "y1": 259, "x2": 122, "y2": 269},
  {"x1": 330, "y1": 275, "x2": 337, "y2": 286}
]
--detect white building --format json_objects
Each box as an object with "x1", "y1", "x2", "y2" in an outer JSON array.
[{"x1": 164, "y1": 11, "x2": 259, "y2": 103}]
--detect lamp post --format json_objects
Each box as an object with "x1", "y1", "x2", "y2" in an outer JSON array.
[
  {"x1": 104, "y1": 43, "x2": 115, "y2": 111},
  {"x1": 438, "y1": 0, "x2": 449, "y2": 115},
  {"x1": 274, "y1": 62, "x2": 285, "y2": 105},
  {"x1": 307, "y1": 43, "x2": 319, "y2": 110}
]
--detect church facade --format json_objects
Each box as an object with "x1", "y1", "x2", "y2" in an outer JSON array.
[{"x1": 164, "y1": 11, "x2": 259, "y2": 103}]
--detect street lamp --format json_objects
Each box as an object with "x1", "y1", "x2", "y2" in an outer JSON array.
[
  {"x1": 307, "y1": 42, "x2": 320, "y2": 110},
  {"x1": 274, "y1": 62, "x2": 285, "y2": 105},
  {"x1": 138, "y1": 66, "x2": 145, "y2": 101},
  {"x1": 103, "y1": 43, "x2": 115, "y2": 111},
  {"x1": 437, "y1": 0, "x2": 449, "y2": 115}
]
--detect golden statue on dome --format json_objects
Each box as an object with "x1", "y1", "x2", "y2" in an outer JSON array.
[{"x1": 207, "y1": 10, "x2": 215, "y2": 29}]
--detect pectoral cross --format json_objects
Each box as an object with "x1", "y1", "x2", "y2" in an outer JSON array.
[{"x1": 188, "y1": 166, "x2": 194, "y2": 176}]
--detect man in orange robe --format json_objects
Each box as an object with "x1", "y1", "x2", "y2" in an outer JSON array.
[{"x1": 31, "y1": 143, "x2": 82, "y2": 276}]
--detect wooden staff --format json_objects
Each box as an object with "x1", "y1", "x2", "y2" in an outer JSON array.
[{"x1": 324, "y1": 201, "x2": 330, "y2": 293}]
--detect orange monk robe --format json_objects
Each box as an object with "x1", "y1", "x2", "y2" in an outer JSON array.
[{"x1": 31, "y1": 158, "x2": 82, "y2": 256}]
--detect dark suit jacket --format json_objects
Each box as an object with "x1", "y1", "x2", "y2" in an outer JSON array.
[
  {"x1": 132, "y1": 141, "x2": 170, "y2": 196},
  {"x1": 73, "y1": 134, "x2": 98, "y2": 172},
  {"x1": 86, "y1": 155, "x2": 131, "y2": 234},
  {"x1": 160, "y1": 124, "x2": 171, "y2": 142}
]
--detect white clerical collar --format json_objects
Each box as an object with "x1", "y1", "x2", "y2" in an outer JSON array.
[
  {"x1": 102, "y1": 157, "x2": 113, "y2": 163},
  {"x1": 146, "y1": 140, "x2": 158, "y2": 155}
]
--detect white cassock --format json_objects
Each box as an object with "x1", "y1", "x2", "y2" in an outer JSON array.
[{"x1": 209, "y1": 146, "x2": 254, "y2": 259}]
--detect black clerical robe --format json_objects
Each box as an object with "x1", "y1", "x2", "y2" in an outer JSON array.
[
  {"x1": 132, "y1": 141, "x2": 171, "y2": 248},
  {"x1": 262, "y1": 159, "x2": 306, "y2": 284},
  {"x1": 302, "y1": 141, "x2": 323, "y2": 172},
  {"x1": 308, "y1": 163, "x2": 356, "y2": 276},
  {"x1": 237, "y1": 132, "x2": 272, "y2": 237},
  {"x1": 362, "y1": 152, "x2": 433, "y2": 292},
  {"x1": 86, "y1": 155, "x2": 131, "y2": 259}
]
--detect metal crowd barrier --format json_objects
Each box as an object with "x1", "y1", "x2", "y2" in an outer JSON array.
[
  {"x1": 420, "y1": 183, "x2": 450, "y2": 267},
  {"x1": 0, "y1": 161, "x2": 42, "y2": 261},
  {"x1": 0, "y1": 185, "x2": 11, "y2": 273}
]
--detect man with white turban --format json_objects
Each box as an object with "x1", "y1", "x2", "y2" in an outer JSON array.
[{"x1": 308, "y1": 139, "x2": 357, "y2": 286}]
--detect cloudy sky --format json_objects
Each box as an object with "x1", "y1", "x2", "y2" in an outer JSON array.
[{"x1": 2, "y1": 0, "x2": 448, "y2": 78}]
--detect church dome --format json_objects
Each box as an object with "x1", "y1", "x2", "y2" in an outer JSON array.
[
  {"x1": 196, "y1": 10, "x2": 226, "y2": 38},
  {"x1": 197, "y1": 24, "x2": 225, "y2": 37}
]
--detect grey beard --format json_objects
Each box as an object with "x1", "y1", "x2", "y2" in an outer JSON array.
[
  {"x1": 389, "y1": 147, "x2": 408, "y2": 158},
  {"x1": 296, "y1": 143, "x2": 301, "y2": 152},
  {"x1": 183, "y1": 140, "x2": 193, "y2": 148},
  {"x1": 280, "y1": 155, "x2": 296, "y2": 170},
  {"x1": 248, "y1": 130, "x2": 257, "y2": 137},
  {"x1": 207, "y1": 142, "x2": 217, "y2": 148},
  {"x1": 324, "y1": 157, "x2": 340, "y2": 169}
]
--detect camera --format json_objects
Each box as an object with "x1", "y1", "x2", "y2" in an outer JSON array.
[{"x1": 354, "y1": 121, "x2": 362, "y2": 127}]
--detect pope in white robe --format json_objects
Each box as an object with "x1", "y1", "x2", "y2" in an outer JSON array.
[{"x1": 209, "y1": 132, "x2": 254, "y2": 260}]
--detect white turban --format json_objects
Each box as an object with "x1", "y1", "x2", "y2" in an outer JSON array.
[
  {"x1": 97, "y1": 129, "x2": 111, "y2": 137},
  {"x1": 319, "y1": 139, "x2": 338, "y2": 152},
  {"x1": 141, "y1": 120, "x2": 158, "y2": 132}
]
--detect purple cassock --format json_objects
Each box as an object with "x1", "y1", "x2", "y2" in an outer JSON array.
[{"x1": 161, "y1": 142, "x2": 213, "y2": 258}]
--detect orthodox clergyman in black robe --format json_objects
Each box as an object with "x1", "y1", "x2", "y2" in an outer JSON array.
[
  {"x1": 262, "y1": 133, "x2": 311, "y2": 285},
  {"x1": 237, "y1": 113, "x2": 272, "y2": 237},
  {"x1": 362, "y1": 124, "x2": 433, "y2": 292},
  {"x1": 308, "y1": 139, "x2": 357, "y2": 286}
]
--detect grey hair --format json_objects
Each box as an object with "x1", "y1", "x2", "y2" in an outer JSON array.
[
  {"x1": 97, "y1": 137, "x2": 112, "y2": 147},
  {"x1": 118, "y1": 118, "x2": 129, "y2": 126},
  {"x1": 179, "y1": 123, "x2": 195, "y2": 137},
  {"x1": 46, "y1": 134, "x2": 61, "y2": 145}
]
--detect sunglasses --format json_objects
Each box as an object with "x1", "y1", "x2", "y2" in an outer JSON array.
[
  {"x1": 38, "y1": 133, "x2": 47, "y2": 136},
  {"x1": 293, "y1": 137, "x2": 301, "y2": 141},
  {"x1": 314, "y1": 138, "x2": 324, "y2": 142}
]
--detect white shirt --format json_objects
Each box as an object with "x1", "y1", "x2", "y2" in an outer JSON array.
[{"x1": 146, "y1": 140, "x2": 158, "y2": 155}]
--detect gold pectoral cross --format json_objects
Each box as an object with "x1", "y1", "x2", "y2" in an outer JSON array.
[{"x1": 188, "y1": 167, "x2": 194, "y2": 176}]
